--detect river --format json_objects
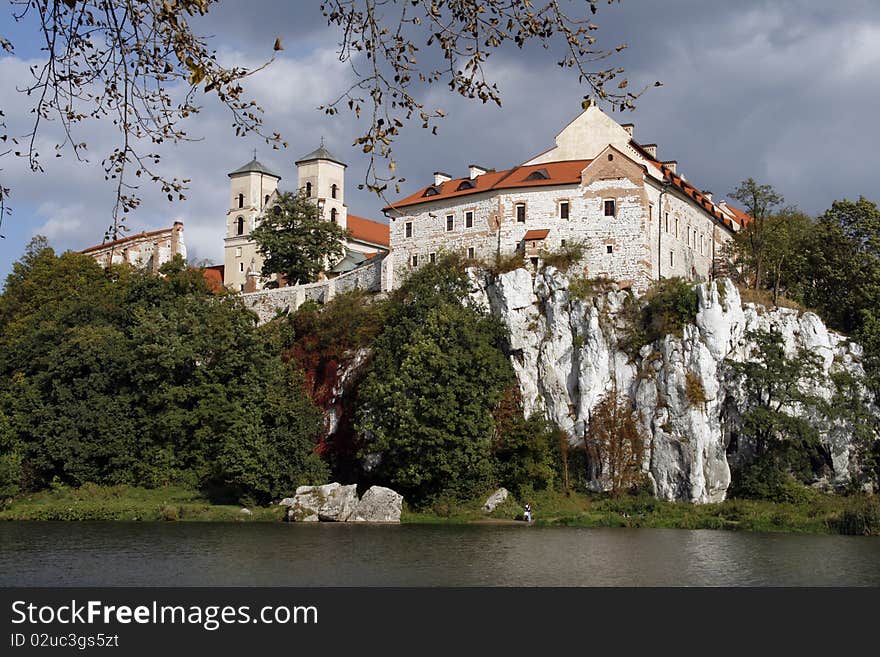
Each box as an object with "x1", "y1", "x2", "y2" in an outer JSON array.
[{"x1": 2, "y1": 522, "x2": 879, "y2": 586}]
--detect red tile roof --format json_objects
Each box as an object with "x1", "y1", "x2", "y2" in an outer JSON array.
[
  {"x1": 723, "y1": 202, "x2": 751, "y2": 227},
  {"x1": 523, "y1": 229, "x2": 550, "y2": 240},
  {"x1": 385, "y1": 160, "x2": 592, "y2": 211},
  {"x1": 347, "y1": 214, "x2": 390, "y2": 247},
  {"x1": 201, "y1": 265, "x2": 225, "y2": 292}
]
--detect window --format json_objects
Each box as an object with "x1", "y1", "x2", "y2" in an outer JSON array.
[
  {"x1": 236, "y1": 216, "x2": 245, "y2": 235},
  {"x1": 561, "y1": 239, "x2": 567, "y2": 247},
  {"x1": 467, "y1": 247, "x2": 475, "y2": 259},
  {"x1": 675, "y1": 217, "x2": 679, "y2": 238},
  {"x1": 238, "y1": 193, "x2": 244, "y2": 209},
  {"x1": 446, "y1": 215, "x2": 454, "y2": 231},
  {"x1": 560, "y1": 201, "x2": 570, "y2": 220},
  {"x1": 235, "y1": 246, "x2": 242, "y2": 257},
  {"x1": 405, "y1": 221, "x2": 413, "y2": 238},
  {"x1": 331, "y1": 184, "x2": 338, "y2": 199},
  {"x1": 604, "y1": 200, "x2": 615, "y2": 217},
  {"x1": 239, "y1": 262, "x2": 244, "y2": 272},
  {"x1": 306, "y1": 182, "x2": 312, "y2": 197},
  {"x1": 516, "y1": 203, "x2": 526, "y2": 223},
  {"x1": 465, "y1": 211, "x2": 474, "y2": 228},
  {"x1": 330, "y1": 208, "x2": 338, "y2": 224},
  {"x1": 669, "y1": 251, "x2": 675, "y2": 267},
  {"x1": 606, "y1": 245, "x2": 613, "y2": 254},
  {"x1": 240, "y1": 284, "x2": 245, "y2": 292},
  {"x1": 665, "y1": 212, "x2": 670, "y2": 233},
  {"x1": 429, "y1": 252, "x2": 436, "y2": 263},
  {"x1": 265, "y1": 194, "x2": 270, "y2": 205},
  {"x1": 411, "y1": 254, "x2": 419, "y2": 267},
  {"x1": 649, "y1": 203, "x2": 654, "y2": 220}
]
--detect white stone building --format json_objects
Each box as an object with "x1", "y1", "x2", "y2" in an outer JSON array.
[
  {"x1": 81, "y1": 222, "x2": 186, "y2": 271},
  {"x1": 223, "y1": 145, "x2": 390, "y2": 292},
  {"x1": 383, "y1": 104, "x2": 748, "y2": 292}
]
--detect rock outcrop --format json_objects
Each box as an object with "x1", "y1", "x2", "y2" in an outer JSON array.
[
  {"x1": 282, "y1": 483, "x2": 403, "y2": 522},
  {"x1": 482, "y1": 488, "x2": 510, "y2": 513},
  {"x1": 470, "y1": 267, "x2": 875, "y2": 503}
]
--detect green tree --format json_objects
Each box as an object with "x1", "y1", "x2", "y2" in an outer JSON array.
[
  {"x1": 727, "y1": 178, "x2": 785, "y2": 290},
  {"x1": 726, "y1": 330, "x2": 830, "y2": 498},
  {"x1": 356, "y1": 256, "x2": 514, "y2": 505},
  {"x1": 250, "y1": 191, "x2": 350, "y2": 286}
]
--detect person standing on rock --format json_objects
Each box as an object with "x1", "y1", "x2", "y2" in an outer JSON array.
[{"x1": 524, "y1": 502, "x2": 532, "y2": 523}]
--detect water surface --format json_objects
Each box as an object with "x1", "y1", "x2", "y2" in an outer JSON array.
[{"x1": 2, "y1": 522, "x2": 879, "y2": 586}]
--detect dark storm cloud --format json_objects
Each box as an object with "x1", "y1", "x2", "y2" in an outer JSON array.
[{"x1": 2, "y1": 1, "x2": 880, "y2": 275}]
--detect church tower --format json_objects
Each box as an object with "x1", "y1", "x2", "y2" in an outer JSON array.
[
  {"x1": 295, "y1": 140, "x2": 348, "y2": 230},
  {"x1": 224, "y1": 155, "x2": 281, "y2": 291}
]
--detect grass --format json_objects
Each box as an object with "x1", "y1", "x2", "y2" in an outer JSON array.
[
  {"x1": 0, "y1": 484, "x2": 284, "y2": 522},
  {"x1": 737, "y1": 286, "x2": 804, "y2": 312},
  {"x1": 3, "y1": 484, "x2": 877, "y2": 535}
]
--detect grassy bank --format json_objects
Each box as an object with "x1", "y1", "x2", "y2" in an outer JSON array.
[
  {"x1": 3, "y1": 484, "x2": 878, "y2": 535},
  {"x1": 0, "y1": 484, "x2": 284, "y2": 522},
  {"x1": 403, "y1": 488, "x2": 880, "y2": 536}
]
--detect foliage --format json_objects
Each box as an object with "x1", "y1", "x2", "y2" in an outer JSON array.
[
  {"x1": 726, "y1": 178, "x2": 785, "y2": 290},
  {"x1": 0, "y1": 238, "x2": 326, "y2": 504},
  {"x1": 540, "y1": 240, "x2": 586, "y2": 273},
  {"x1": 618, "y1": 277, "x2": 698, "y2": 357},
  {"x1": 1, "y1": 0, "x2": 280, "y2": 232},
  {"x1": 250, "y1": 190, "x2": 350, "y2": 286},
  {"x1": 355, "y1": 256, "x2": 515, "y2": 505},
  {"x1": 585, "y1": 388, "x2": 646, "y2": 497},
  {"x1": 684, "y1": 372, "x2": 707, "y2": 407},
  {"x1": 491, "y1": 387, "x2": 560, "y2": 497},
  {"x1": 568, "y1": 275, "x2": 616, "y2": 301},
  {"x1": 484, "y1": 250, "x2": 526, "y2": 276},
  {"x1": 726, "y1": 329, "x2": 831, "y2": 499},
  {"x1": 830, "y1": 496, "x2": 880, "y2": 536}
]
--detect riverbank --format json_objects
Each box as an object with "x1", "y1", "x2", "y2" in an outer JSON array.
[{"x1": 2, "y1": 484, "x2": 878, "y2": 536}]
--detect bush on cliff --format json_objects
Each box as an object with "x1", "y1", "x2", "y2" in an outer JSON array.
[
  {"x1": 356, "y1": 255, "x2": 515, "y2": 506},
  {"x1": 619, "y1": 277, "x2": 699, "y2": 357}
]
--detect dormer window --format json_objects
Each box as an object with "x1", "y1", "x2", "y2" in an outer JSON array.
[
  {"x1": 238, "y1": 193, "x2": 244, "y2": 209},
  {"x1": 456, "y1": 180, "x2": 476, "y2": 191},
  {"x1": 525, "y1": 168, "x2": 550, "y2": 181},
  {"x1": 423, "y1": 185, "x2": 441, "y2": 197},
  {"x1": 331, "y1": 184, "x2": 338, "y2": 199}
]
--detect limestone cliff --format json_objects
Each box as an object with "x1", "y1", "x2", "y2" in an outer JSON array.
[{"x1": 470, "y1": 267, "x2": 874, "y2": 503}]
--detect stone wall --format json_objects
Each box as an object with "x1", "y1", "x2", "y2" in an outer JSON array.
[{"x1": 240, "y1": 256, "x2": 384, "y2": 324}]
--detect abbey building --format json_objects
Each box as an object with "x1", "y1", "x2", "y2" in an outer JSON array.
[{"x1": 383, "y1": 103, "x2": 748, "y2": 293}]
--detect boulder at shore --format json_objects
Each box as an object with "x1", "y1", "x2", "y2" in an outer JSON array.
[
  {"x1": 350, "y1": 486, "x2": 404, "y2": 523},
  {"x1": 280, "y1": 483, "x2": 358, "y2": 522},
  {"x1": 482, "y1": 488, "x2": 509, "y2": 513}
]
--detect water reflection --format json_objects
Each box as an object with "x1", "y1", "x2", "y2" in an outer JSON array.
[{"x1": 1, "y1": 523, "x2": 878, "y2": 586}]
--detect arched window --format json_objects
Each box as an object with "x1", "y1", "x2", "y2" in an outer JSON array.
[
  {"x1": 306, "y1": 182, "x2": 312, "y2": 197},
  {"x1": 238, "y1": 193, "x2": 244, "y2": 208},
  {"x1": 331, "y1": 184, "x2": 338, "y2": 199},
  {"x1": 330, "y1": 208, "x2": 338, "y2": 224},
  {"x1": 236, "y1": 216, "x2": 244, "y2": 235}
]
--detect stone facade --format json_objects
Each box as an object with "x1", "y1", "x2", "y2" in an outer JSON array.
[
  {"x1": 81, "y1": 222, "x2": 186, "y2": 271},
  {"x1": 384, "y1": 105, "x2": 744, "y2": 293},
  {"x1": 224, "y1": 146, "x2": 390, "y2": 293}
]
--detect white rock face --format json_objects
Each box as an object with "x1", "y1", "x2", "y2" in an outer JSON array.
[
  {"x1": 471, "y1": 270, "x2": 875, "y2": 503},
  {"x1": 350, "y1": 486, "x2": 404, "y2": 522},
  {"x1": 282, "y1": 483, "x2": 359, "y2": 522},
  {"x1": 482, "y1": 487, "x2": 510, "y2": 513}
]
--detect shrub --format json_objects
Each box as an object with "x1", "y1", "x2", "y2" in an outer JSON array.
[
  {"x1": 569, "y1": 275, "x2": 616, "y2": 301},
  {"x1": 485, "y1": 250, "x2": 525, "y2": 276},
  {"x1": 831, "y1": 496, "x2": 880, "y2": 535},
  {"x1": 684, "y1": 372, "x2": 708, "y2": 407},
  {"x1": 619, "y1": 278, "x2": 698, "y2": 358},
  {"x1": 540, "y1": 241, "x2": 586, "y2": 273}
]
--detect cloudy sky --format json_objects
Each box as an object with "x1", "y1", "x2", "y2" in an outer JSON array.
[{"x1": 2, "y1": 0, "x2": 879, "y2": 280}]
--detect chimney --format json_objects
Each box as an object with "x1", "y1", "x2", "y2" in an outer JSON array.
[
  {"x1": 468, "y1": 164, "x2": 489, "y2": 179},
  {"x1": 641, "y1": 143, "x2": 658, "y2": 158},
  {"x1": 434, "y1": 171, "x2": 452, "y2": 186},
  {"x1": 621, "y1": 123, "x2": 635, "y2": 137},
  {"x1": 663, "y1": 160, "x2": 677, "y2": 174}
]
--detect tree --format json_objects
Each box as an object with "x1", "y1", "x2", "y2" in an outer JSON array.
[
  {"x1": 249, "y1": 190, "x2": 349, "y2": 286},
  {"x1": 355, "y1": 256, "x2": 514, "y2": 505},
  {"x1": 727, "y1": 178, "x2": 784, "y2": 289},
  {"x1": 1, "y1": 1, "x2": 642, "y2": 231},
  {"x1": 585, "y1": 386, "x2": 645, "y2": 497}
]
